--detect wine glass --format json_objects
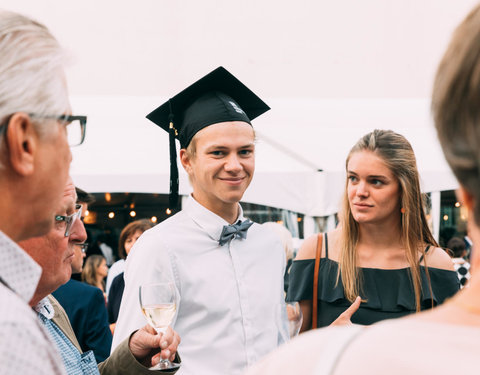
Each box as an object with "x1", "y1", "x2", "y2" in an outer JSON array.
[
  {"x1": 139, "y1": 282, "x2": 180, "y2": 370},
  {"x1": 277, "y1": 301, "x2": 303, "y2": 341},
  {"x1": 285, "y1": 302, "x2": 303, "y2": 338}
]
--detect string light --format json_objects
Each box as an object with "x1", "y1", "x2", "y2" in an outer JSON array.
[
  {"x1": 297, "y1": 217, "x2": 302, "y2": 222},
  {"x1": 166, "y1": 208, "x2": 172, "y2": 215},
  {"x1": 105, "y1": 193, "x2": 111, "y2": 202},
  {"x1": 151, "y1": 216, "x2": 158, "y2": 223},
  {"x1": 85, "y1": 210, "x2": 89, "y2": 216},
  {"x1": 130, "y1": 210, "x2": 136, "y2": 217},
  {"x1": 455, "y1": 202, "x2": 461, "y2": 208},
  {"x1": 108, "y1": 212, "x2": 115, "y2": 219},
  {"x1": 443, "y1": 214, "x2": 449, "y2": 221},
  {"x1": 129, "y1": 203, "x2": 135, "y2": 209}
]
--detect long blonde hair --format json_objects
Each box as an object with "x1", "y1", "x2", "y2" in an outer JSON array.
[
  {"x1": 339, "y1": 130, "x2": 437, "y2": 311},
  {"x1": 82, "y1": 255, "x2": 106, "y2": 291}
]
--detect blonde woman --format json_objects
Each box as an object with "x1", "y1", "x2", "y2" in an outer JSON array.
[
  {"x1": 82, "y1": 255, "x2": 109, "y2": 301},
  {"x1": 246, "y1": 6, "x2": 480, "y2": 374},
  {"x1": 287, "y1": 129, "x2": 459, "y2": 330}
]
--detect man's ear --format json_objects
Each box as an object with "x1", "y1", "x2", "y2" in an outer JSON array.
[
  {"x1": 179, "y1": 148, "x2": 192, "y2": 174},
  {"x1": 5, "y1": 113, "x2": 36, "y2": 176}
]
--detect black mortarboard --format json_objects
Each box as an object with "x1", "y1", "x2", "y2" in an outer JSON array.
[{"x1": 146, "y1": 66, "x2": 270, "y2": 210}]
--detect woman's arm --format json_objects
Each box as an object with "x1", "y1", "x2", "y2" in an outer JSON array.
[
  {"x1": 294, "y1": 235, "x2": 321, "y2": 333},
  {"x1": 299, "y1": 300, "x2": 312, "y2": 332}
]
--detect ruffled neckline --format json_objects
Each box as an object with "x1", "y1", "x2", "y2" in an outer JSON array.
[{"x1": 295, "y1": 258, "x2": 459, "y2": 312}]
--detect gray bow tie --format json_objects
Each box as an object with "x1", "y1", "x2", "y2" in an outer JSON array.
[{"x1": 219, "y1": 219, "x2": 253, "y2": 246}]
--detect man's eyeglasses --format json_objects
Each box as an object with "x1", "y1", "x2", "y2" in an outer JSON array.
[
  {"x1": 55, "y1": 205, "x2": 83, "y2": 237},
  {"x1": 0, "y1": 113, "x2": 87, "y2": 147},
  {"x1": 75, "y1": 243, "x2": 88, "y2": 253},
  {"x1": 30, "y1": 114, "x2": 87, "y2": 147}
]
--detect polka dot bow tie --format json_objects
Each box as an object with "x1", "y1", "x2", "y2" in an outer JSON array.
[{"x1": 219, "y1": 219, "x2": 254, "y2": 246}]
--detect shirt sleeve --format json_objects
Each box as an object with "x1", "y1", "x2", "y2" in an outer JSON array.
[
  {"x1": 111, "y1": 229, "x2": 178, "y2": 352},
  {"x1": 0, "y1": 318, "x2": 65, "y2": 375},
  {"x1": 99, "y1": 334, "x2": 179, "y2": 374}
]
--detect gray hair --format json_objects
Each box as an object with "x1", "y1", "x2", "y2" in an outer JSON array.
[{"x1": 0, "y1": 10, "x2": 70, "y2": 137}]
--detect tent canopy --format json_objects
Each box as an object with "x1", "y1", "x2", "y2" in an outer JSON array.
[
  {"x1": 70, "y1": 96, "x2": 458, "y2": 217},
  {"x1": 2, "y1": 0, "x2": 471, "y2": 216}
]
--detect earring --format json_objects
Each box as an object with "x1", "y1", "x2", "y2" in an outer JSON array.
[{"x1": 400, "y1": 207, "x2": 406, "y2": 214}]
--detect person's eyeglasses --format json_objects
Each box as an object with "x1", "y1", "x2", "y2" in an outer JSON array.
[
  {"x1": 75, "y1": 243, "x2": 88, "y2": 253},
  {"x1": 0, "y1": 114, "x2": 87, "y2": 147},
  {"x1": 55, "y1": 205, "x2": 83, "y2": 237},
  {"x1": 30, "y1": 114, "x2": 87, "y2": 147}
]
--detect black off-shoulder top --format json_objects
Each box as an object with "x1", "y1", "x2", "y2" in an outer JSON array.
[{"x1": 286, "y1": 236, "x2": 460, "y2": 327}]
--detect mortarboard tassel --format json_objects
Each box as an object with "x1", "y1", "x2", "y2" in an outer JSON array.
[{"x1": 168, "y1": 110, "x2": 179, "y2": 211}]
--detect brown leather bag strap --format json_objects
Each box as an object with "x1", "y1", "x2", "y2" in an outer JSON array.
[{"x1": 312, "y1": 233, "x2": 323, "y2": 329}]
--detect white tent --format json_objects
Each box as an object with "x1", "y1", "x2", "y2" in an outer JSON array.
[
  {"x1": 3, "y1": 0, "x2": 476, "y2": 235},
  {"x1": 70, "y1": 96, "x2": 458, "y2": 218}
]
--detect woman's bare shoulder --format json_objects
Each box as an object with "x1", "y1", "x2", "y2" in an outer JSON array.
[
  {"x1": 295, "y1": 234, "x2": 322, "y2": 260},
  {"x1": 423, "y1": 246, "x2": 455, "y2": 271}
]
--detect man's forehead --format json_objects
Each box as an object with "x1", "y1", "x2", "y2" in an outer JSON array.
[{"x1": 63, "y1": 177, "x2": 76, "y2": 201}]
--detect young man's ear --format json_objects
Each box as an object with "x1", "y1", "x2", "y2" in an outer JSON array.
[
  {"x1": 179, "y1": 149, "x2": 192, "y2": 174},
  {"x1": 5, "y1": 113, "x2": 36, "y2": 176}
]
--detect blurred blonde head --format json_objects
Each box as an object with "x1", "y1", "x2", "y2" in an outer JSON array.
[{"x1": 262, "y1": 222, "x2": 294, "y2": 263}]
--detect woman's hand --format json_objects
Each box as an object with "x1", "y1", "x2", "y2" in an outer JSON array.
[{"x1": 330, "y1": 296, "x2": 361, "y2": 326}]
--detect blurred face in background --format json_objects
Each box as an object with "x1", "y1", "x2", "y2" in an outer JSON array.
[
  {"x1": 97, "y1": 258, "x2": 108, "y2": 279},
  {"x1": 70, "y1": 201, "x2": 88, "y2": 273},
  {"x1": 71, "y1": 243, "x2": 86, "y2": 274},
  {"x1": 124, "y1": 230, "x2": 143, "y2": 255}
]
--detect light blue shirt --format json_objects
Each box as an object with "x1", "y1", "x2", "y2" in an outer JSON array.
[
  {"x1": 36, "y1": 298, "x2": 99, "y2": 375},
  {"x1": 113, "y1": 196, "x2": 286, "y2": 375}
]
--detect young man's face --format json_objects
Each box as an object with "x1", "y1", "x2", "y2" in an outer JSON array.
[{"x1": 181, "y1": 121, "x2": 255, "y2": 215}]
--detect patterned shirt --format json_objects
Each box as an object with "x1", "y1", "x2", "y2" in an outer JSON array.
[
  {"x1": 0, "y1": 230, "x2": 66, "y2": 375},
  {"x1": 36, "y1": 298, "x2": 99, "y2": 375},
  {"x1": 453, "y1": 257, "x2": 471, "y2": 288}
]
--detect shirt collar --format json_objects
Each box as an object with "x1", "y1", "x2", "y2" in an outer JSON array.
[
  {"x1": 34, "y1": 296, "x2": 55, "y2": 320},
  {"x1": 0, "y1": 230, "x2": 42, "y2": 304},
  {"x1": 184, "y1": 195, "x2": 246, "y2": 243}
]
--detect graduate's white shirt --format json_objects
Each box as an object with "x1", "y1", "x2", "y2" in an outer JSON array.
[{"x1": 112, "y1": 196, "x2": 286, "y2": 375}]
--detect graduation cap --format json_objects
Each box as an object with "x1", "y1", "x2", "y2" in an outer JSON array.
[{"x1": 146, "y1": 66, "x2": 270, "y2": 211}]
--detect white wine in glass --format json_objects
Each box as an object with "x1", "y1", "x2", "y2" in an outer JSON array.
[
  {"x1": 139, "y1": 282, "x2": 180, "y2": 371},
  {"x1": 142, "y1": 303, "x2": 177, "y2": 332}
]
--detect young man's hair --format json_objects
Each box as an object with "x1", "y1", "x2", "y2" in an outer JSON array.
[{"x1": 447, "y1": 237, "x2": 467, "y2": 258}]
